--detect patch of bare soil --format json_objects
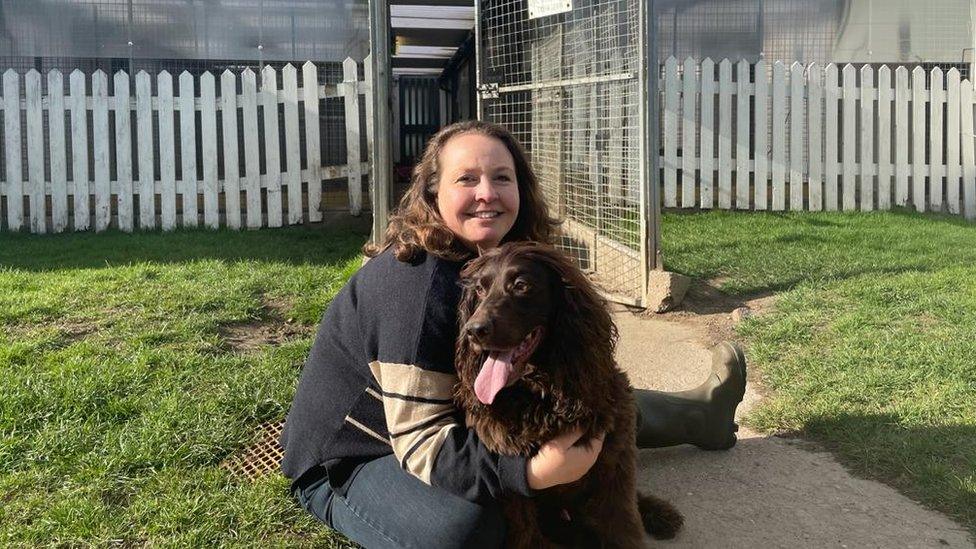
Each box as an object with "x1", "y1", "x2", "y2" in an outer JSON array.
[
  {"x1": 218, "y1": 296, "x2": 312, "y2": 352},
  {"x1": 652, "y1": 278, "x2": 778, "y2": 347},
  {"x1": 1, "y1": 320, "x2": 98, "y2": 345},
  {"x1": 57, "y1": 321, "x2": 97, "y2": 343}
]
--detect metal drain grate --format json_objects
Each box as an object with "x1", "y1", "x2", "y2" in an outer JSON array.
[{"x1": 221, "y1": 419, "x2": 285, "y2": 480}]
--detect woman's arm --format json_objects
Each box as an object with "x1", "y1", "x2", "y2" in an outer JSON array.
[{"x1": 526, "y1": 428, "x2": 605, "y2": 490}]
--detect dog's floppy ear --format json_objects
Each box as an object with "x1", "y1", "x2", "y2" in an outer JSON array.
[
  {"x1": 457, "y1": 252, "x2": 493, "y2": 328},
  {"x1": 523, "y1": 244, "x2": 618, "y2": 381}
]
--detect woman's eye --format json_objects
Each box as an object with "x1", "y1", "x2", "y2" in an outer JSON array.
[{"x1": 475, "y1": 284, "x2": 488, "y2": 298}]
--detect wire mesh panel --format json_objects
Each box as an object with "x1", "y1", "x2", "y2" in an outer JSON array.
[{"x1": 477, "y1": 0, "x2": 648, "y2": 304}]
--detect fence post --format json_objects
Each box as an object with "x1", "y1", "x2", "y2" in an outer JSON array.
[
  {"x1": 221, "y1": 70, "x2": 242, "y2": 229},
  {"x1": 682, "y1": 57, "x2": 698, "y2": 209},
  {"x1": 912, "y1": 66, "x2": 927, "y2": 212},
  {"x1": 824, "y1": 64, "x2": 839, "y2": 211},
  {"x1": 115, "y1": 70, "x2": 134, "y2": 231},
  {"x1": 343, "y1": 57, "x2": 363, "y2": 216},
  {"x1": 660, "y1": 57, "x2": 678, "y2": 208},
  {"x1": 929, "y1": 67, "x2": 945, "y2": 212},
  {"x1": 262, "y1": 65, "x2": 283, "y2": 228},
  {"x1": 859, "y1": 64, "x2": 875, "y2": 211},
  {"x1": 790, "y1": 62, "x2": 806, "y2": 211},
  {"x1": 158, "y1": 71, "x2": 177, "y2": 230},
  {"x1": 790, "y1": 62, "x2": 805, "y2": 211},
  {"x1": 302, "y1": 62, "x2": 323, "y2": 223},
  {"x1": 49, "y1": 70, "x2": 69, "y2": 232},
  {"x1": 895, "y1": 67, "x2": 910, "y2": 207},
  {"x1": 718, "y1": 59, "x2": 732, "y2": 209},
  {"x1": 662, "y1": 57, "x2": 678, "y2": 208},
  {"x1": 753, "y1": 59, "x2": 767, "y2": 210},
  {"x1": 807, "y1": 63, "x2": 823, "y2": 211},
  {"x1": 946, "y1": 69, "x2": 961, "y2": 215},
  {"x1": 200, "y1": 72, "x2": 220, "y2": 229},
  {"x1": 4, "y1": 70, "x2": 25, "y2": 231},
  {"x1": 25, "y1": 69, "x2": 46, "y2": 233},
  {"x1": 136, "y1": 71, "x2": 155, "y2": 230},
  {"x1": 241, "y1": 69, "x2": 262, "y2": 229},
  {"x1": 842, "y1": 64, "x2": 857, "y2": 211},
  {"x1": 700, "y1": 58, "x2": 715, "y2": 209},
  {"x1": 735, "y1": 59, "x2": 750, "y2": 210},
  {"x1": 92, "y1": 70, "x2": 111, "y2": 232},
  {"x1": 771, "y1": 61, "x2": 786, "y2": 211},
  {"x1": 179, "y1": 71, "x2": 199, "y2": 228},
  {"x1": 71, "y1": 70, "x2": 92, "y2": 230},
  {"x1": 877, "y1": 66, "x2": 892, "y2": 211},
  {"x1": 282, "y1": 64, "x2": 303, "y2": 225}
]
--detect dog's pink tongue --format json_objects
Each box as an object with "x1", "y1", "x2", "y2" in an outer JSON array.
[{"x1": 474, "y1": 350, "x2": 515, "y2": 405}]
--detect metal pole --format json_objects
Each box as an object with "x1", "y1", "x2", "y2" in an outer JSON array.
[
  {"x1": 641, "y1": 0, "x2": 662, "y2": 296},
  {"x1": 369, "y1": 0, "x2": 393, "y2": 244},
  {"x1": 649, "y1": 0, "x2": 662, "y2": 273},
  {"x1": 474, "y1": 0, "x2": 483, "y2": 120}
]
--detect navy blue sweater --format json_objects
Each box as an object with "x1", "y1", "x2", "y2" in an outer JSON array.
[{"x1": 280, "y1": 248, "x2": 531, "y2": 503}]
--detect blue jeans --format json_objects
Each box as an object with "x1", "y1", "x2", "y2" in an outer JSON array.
[{"x1": 294, "y1": 454, "x2": 507, "y2": 549}]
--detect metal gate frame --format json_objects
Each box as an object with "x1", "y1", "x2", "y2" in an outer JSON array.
[{"x1": 474, "y1": 0, "x2": 661, "y2": 307}]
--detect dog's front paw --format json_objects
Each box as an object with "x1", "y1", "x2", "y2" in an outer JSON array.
[{"x1": 638, "y1": 493, "x2": 684, "y2": 540}]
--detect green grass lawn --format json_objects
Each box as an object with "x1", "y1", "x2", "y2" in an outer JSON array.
[
  {"x1": 0, "y1": 227, "x2": 366, "y2": 547},
  {"x1": 661, "y1": 209, "x2": 976, "y2": 534}
]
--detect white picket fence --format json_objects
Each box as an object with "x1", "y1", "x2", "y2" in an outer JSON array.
[
  {"x1": 660, "y1": 57, "x2": 976, "y2": 220},
  {"x1": 0, "y1": 57, "x2": 372, "y2": 233}
]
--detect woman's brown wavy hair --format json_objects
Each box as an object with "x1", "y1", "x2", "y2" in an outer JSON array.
[{"x1": 364, "y1": 120, "x2": 560, "y2": 262}]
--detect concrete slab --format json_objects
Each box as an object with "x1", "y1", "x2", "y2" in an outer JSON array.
[{"x1": 614, "y1": 311, "x2": 974, "y2": 548}]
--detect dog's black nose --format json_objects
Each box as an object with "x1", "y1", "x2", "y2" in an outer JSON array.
[{"x1": 466, "y1": 320, "x2": 491, "y2": 341}]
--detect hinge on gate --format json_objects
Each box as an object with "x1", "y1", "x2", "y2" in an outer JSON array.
[{"x1": 477, "y1": 82, "x2": 500, "y2": 99}]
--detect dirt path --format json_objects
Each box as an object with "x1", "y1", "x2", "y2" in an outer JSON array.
[{"x1": 614, "y1": 308, "x2": 974, "y2": 548}]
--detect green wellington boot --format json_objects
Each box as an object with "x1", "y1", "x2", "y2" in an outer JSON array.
[{"x1": 634, "y1": 341, "x2": 747, "y2": 450}]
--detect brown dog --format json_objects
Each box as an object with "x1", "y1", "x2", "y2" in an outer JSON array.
[{"x1": 455, "y1": 241, "x2": 683, "y2": 548}]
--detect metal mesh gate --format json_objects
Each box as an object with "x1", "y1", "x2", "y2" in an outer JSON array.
[{"x1": 476, "y1": 0, "x2": 654, "y2": 305}]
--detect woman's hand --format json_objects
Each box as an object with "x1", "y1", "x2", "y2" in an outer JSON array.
[{"x1": 526, "y1": 428, "x2": 605, "y2": 490}]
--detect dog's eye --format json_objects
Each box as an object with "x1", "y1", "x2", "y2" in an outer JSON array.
[{"x1": 512, "y1": 279, "x2": 530, "y2": 294}]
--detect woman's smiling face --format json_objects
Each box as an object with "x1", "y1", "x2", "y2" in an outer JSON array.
[{"x1": 436, "y1": 133, "x2": 520, "y2": 251}]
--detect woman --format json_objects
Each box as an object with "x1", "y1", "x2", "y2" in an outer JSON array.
[{"x1": 281, "y1": 120, "x2": 746, "y2": 548}]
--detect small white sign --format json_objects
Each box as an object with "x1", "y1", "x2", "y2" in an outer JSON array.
[{"x1": 527, "y1": 0, "x2": 573, "y2": 19}]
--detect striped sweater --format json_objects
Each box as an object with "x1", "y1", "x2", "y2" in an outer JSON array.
[{"x1": 280, "y1": 247, "x2": 532, "y2": 503}]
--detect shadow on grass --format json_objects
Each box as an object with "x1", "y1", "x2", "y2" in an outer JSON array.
[
  {"x1": 885, "y1": 206, "x2": 976, "y2": 228},
  {"x1": 667, "y1": 249, "x2": 937, "y2": 297},
  {"x1": 0, "y1": 227, "x2": 370, "y2": 272},
  {"x1": 795, "y1": 412, "x2": 976, "y2": 533}
]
